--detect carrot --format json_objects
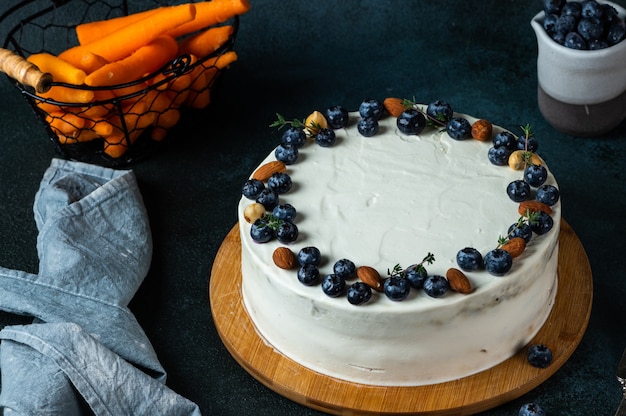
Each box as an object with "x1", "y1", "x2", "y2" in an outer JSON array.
[
  {"x1": 76, "y1": 8, "x2": 161, "y2": 45},
  {"x1": 77, "y1": 52, "x2": 109, "y2": 74},
  {"x1": 179, "y1": 25, "x2": 233, "y2": 57},
  {"x1": 59, "y1": 4, "x2": 196, "y2": 65},
  {"x1": 168, "y1": 0, "x2": 250, "y2": 38},
  {"x1": 84, "y1": 35, "x2": 179, "y2": 87},
  {"x1": 27, "y1": 52, "x2": 87, "y2": 84},
  {"x1": 46, "y1": 112, "x2": 86, "y2": 136},
  {"x1": 41, "y1": 85, "x2": 95, "y2": 104}
]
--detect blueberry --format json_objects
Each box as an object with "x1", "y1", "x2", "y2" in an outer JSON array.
[
  {"x1": 581, "y1": 0, "x2": 603, "y2": 19},
  {"x1": 357, "y1": 117, "x2": 379, "y2": 137},
  {"x1": 561, "y1": 1, "x2": 582, "y2": 19},
  {"x1": 242, "y1": 179, "x2": 265, "y2": 199},
  {"x1": 297, "y1": 246, "x2": 322, "y2": 266},
  {"x1": 359, "y1": 98, "x2": 384, "y2": 120},
  {"x1": 423, "y1": 275, "x2": 450, "y2": 298},
  {"x1": 322, "y1": 274, "x2": 346, "y2": 297},
  {"x1": 446, "y1": 117, "x2": 472, "y2": 140},
  {"x1": 396, "y1": 109, "x2": 426, "y2": 135},
  {"x1": 524, "y1": 165, "x2": 548, "y2": 187},
  {"x1": 255, "y1": 188, "x2": 279, "y2": 210},
  {"x1": 315, "y1": 128, "x2": 336, "y2": 147},
  {"x1": 564, "y1": 32, "x2": 587, "y2": 49},
  {"x1": 281, "y1": 126, "x2": 307, "y2": 148},
  {"x1": 426, "y1": 100, "x2": 453, "y2": 123},
  {"x1": 276, "y1": 221, "x2": 298, "y2": 244},
  {"x1": 543, "y1": 13, "x2": 559, "y2": 35},
  {"x1": 346, "y1": 281, "x2": 372, "y2": 305},
  {"x1": 527, "y1": 344, "x2": 553, "y2": 368},
  {"x1": 325, "y1": 105, "x2": 349, "y2": 129},
  {"x1": 250, "y1": 218, "x2": 274, "y2": 243},
  {"x1": 519, "y1": 402, "x2": 546, "y2": 416},
  {"x1": 297, "y1": 264, "x2": 320, "y2": 286},
  {"x1": 508, "y1": 222, "x2": 533, "y2": 244},
  {"x1": 607, "y1": 23, "x2": 626, "y2": 45},
  {"x1": 578, "y1": 17, "x2": 604, "y2": 41},
  {"x1": 493, "y1": 131, "x2": 517, "y2": 150},
  {"x1": 383, "y1": 276, "x2": 411, "y2": 301},
  {"x1": 333, "y1": 258, "x2": 356, "y2": 280},
  {"x1": 507, "y1": 180, "x2": 531, "y2": 202},
  {"x1": 589, "y1": 39, "x2": 609, "y2": 49},
  {"x1": 272, "y1": 203, "x2": 297, "y2": 222},
  {"x1": 484, "y1": 249, "x2": 513, "y2": 276},
  {"x1": 267, "y1": 172, "x2": 292, "y2": 194},
  {"x1": 536, "y1": 184, "x2": 560, "y2": 206},
  {"x1": 487, "y1": 146, "x2": 512, "y2": 166},
  {"x1": 555, "y1": 14, "x2": 577, "y2": 36},
  {"x1": 405, "y1": 264, "x2": 428, "y2": 289},
  {"x1": 543, "y1": 0, "x2": 564, "y2": 14},
  {"x1": 516, "y1": 135, "x2": 539, "y2": 152},
  {"x1": 275, "y1": 144, "x2": 299, "y2": 165},
  {"x1": 530, "y1": 211, "x2": 554, "y2": 235},
  {"x1": 456, "y1": 247, "x2": 484, "y2": 271}
]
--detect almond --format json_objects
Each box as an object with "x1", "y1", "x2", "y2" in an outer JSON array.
[
  {"x1": 446, "y1": 268, "x2": 472, "y2": 294},
  {"x1": 518, "y1": 200, "x2": 553, "y2": 216},
  {"x1": 471, "y1": 119, "x2": 493, "y2": 141},
  {"x1": 501, "y1": 237, "x2": 526, "y2": 258},
  {"x1": 252, "y1": 160, "x2": 287, "y2": 182},
  {"x1": 383, "y1": 97, "x2": 406, "y2": 118},
  {"x1": 272, "y1": 247, "x2": 296, "y2": 270},
  {"x1": 357, "y1": 266, "x2": 384, "y2": 292}
]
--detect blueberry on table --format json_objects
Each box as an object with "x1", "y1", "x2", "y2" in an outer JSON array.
[
  {"x1": 322, "y1": 274, "x2": 346, "y2": 297},
  {"x1": 255, "y1": 188, "x2": 279, "y2": 210},
  {"x1": 487, "y1": 146, "x2": 512, "y2": 166},
  {"x1": 275, "y1": 144, "x2": 299, "y2": 165},
  {"x1": 426, "y1": 100, "x2": 453, "y2": 124},
  {"x1": 543, "y1": 13, "x2": 558, "y2": 35},
  {"x1": 346, "y1": 281, "x2": 372, "y2": 305},
  {"x1": 561, "y1": 1, "x2": 582, "y2": 19},
  {"x1": 524, "y1": 165, "x2": 548, "y2": 187},
  {"x1": 507, "y1": 180, "x2": 531, "y2": 203},
  {"x1": 325, "y1": 105, "x2": 349, "y2": 129},
  {"x1": 555, "y1": 14, "x2": 577, "y2": 37},
  {"x1": 456, "y1": 247, "x2": 484, "y2": 271},
  {"x1": 493, "y1": 131, "x2": 517, "y2": 150},
  {"x1": 536, "y1": 184, "x2": 560, "y2": 206},
  {"x1": 516, "y1": 135, "x2": 538, "y2": 152},
  {"x1": 357, "y1": 118, "x2": 379, "y2": 137},
  {"x1": 578, "y1": 17, "x2": 604, "y2": 42},
  {"x1": 423, "y1": 275, "x2": 450, "y2": 298},
  {"x1": 276, "y1": 221, "x2": 298, "y2": 244},
  {"x1": 519, "y1": 402, "x2": 546, "y2": 416},
  {"x1": 267, "y1": 172, "x2": 292, "y2": 194},
  {"x1": 581, "y1": 0, "x2": 603, "y2": 19},
  {"x1": 383, "y1": 276, "x2": 411, "y2": 301},
  {"x1": 297, "y1": 246, "x2": 322, "y2": 266},
  {"x1": 272, "y1": 203, "x2": 297, "y2": 222},
  {"x1": 315, "y1": 128, "x2": 336, "y2": 147},
  {"x1": 250, "y1": 218, "x2": 274, "y2": 243},
  {"x1": 242, "y1": 178, "x2": 265, "y2": 199},
  {"x1": 484, "y1": 249, "x2": 513, "y2": 276},
  {"x1": 333, "y1": 258, "x2": 356, "y2": 280},
  {"x1": 527, "y1": 344, "x2": 553, "y2": 368},
  {"x1": 564, "y1": 31, "x2": 587, "y2": 49},
  {"x1": 281, "y1": 126, "x2": 307, "y2": 148},
  {"x1": 530, "y1": 211, "x2": 554, "y2": 235},
  {"x1": 359, "y1": 98, "x2": 384, "y2": 120},
  {"x1": 405, "y1": 264, "x2": 428, "y2": 289},
  {"x1": 446, "y1": 117, "x2": 472, "y2": 140},
  {"x1": 508, "y1": 222, "x2": 533, "y2": 244},
  {"x1": 297, "y1": 264, "x2": 320, "y2": 286},
  {"x1": 397, "y1": 109, "x2": 426, "y2": 135}
]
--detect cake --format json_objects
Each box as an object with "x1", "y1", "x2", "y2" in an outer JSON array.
[{"x1": 236, "y1": 99, "x2": 560, "y2": 387}]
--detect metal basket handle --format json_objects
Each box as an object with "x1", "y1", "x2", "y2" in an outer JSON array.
[{"x1": 0, "y1": 47, "x2": 52, "y2": 93}]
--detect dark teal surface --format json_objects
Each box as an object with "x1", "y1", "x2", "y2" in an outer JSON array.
[{"x1": 1, "y1": 0, "x2": 626, "y2": 414}]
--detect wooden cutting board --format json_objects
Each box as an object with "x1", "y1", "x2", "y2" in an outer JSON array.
[{"x1": 209, "y1": 219, "x2": 592, "y2": 415}]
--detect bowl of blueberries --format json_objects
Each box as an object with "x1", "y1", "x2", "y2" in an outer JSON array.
[{"x1": 531, "y1": 0, "x2": 626, "y2": 136}]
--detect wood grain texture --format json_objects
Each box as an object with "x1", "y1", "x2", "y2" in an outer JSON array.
[{"x1": 209, "y1": 219, "x2": 592, "y2": 415}]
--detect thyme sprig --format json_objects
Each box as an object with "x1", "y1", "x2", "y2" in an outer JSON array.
[
  {"x1": 496, "y1": 209, "x2": 540, "y2": 248},
  {"x1": 387, "y1": 252, "x2": 436, "y2": 277},
  {"x1": 269, "y1": 113, "x2": 305, "y2": 130},
  {"x1": 401, "y1": 98, "x2": 448, "y2": 129}
]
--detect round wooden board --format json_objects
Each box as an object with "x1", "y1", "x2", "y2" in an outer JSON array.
[{"x1": 209, "y1": 219, "x2": 592, "y2": 415}]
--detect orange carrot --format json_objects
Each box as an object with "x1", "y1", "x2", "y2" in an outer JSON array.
[
  {"x1": 76, "y1": 8, "x2": 161, "y2": 45},
  {"x1": 41, "y1": 85, "x2": 95, "y2": 104},
  {"x1": 46, "y1": 112, "x2": 86, "y2": 136},
  {"x1": 59, "y1": 4, "x2": 196, "y2": 65},
  {"x1": 27, "y1": 52, "x2": 87, "y2": 84},
  {"x1": 179, "y1": 25, "x2": 233, "y2": 57},
  {"x1": 84, "y1": 35, "x2": 178, "y2": 86},
  {"x1": 168, "y1": 0, "x2": 250, "y2": 38},
  {"x1": 184, "y1": 50, "x2": 237, "y2": 108},
  {"x1": 77, "y1": 52, "x2": 109, "y2": 74}
]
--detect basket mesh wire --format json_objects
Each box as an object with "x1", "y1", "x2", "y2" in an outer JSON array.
[{"x1": 2, "y1": 0, "x2": 238, "y2": 167}]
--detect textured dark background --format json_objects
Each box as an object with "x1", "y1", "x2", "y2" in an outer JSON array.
[{"x1": 1, "y1": 0, "x2": 626, "y2": 414}]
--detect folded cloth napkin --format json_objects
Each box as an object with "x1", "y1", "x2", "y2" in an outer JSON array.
[{"x1": 0, "y1": 159, "x2": 201, "y2": 415}]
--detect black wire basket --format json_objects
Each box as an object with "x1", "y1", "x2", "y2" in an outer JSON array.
[{"x1": 0, "y1": 0, "x2": 240, "y2": 167}]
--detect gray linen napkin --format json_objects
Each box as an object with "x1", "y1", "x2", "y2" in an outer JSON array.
[{"x1": 0, "y1": 159, "x2": 201, "y2": 415}]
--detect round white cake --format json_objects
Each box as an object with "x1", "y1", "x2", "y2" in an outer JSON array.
[{"x1": 237, "y1": 104, "x2": 560, "y2": 386}]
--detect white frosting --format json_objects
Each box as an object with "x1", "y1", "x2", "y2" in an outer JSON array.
[{"x1": 238, "y1": 110, "x2": 560, "y2": 386}]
